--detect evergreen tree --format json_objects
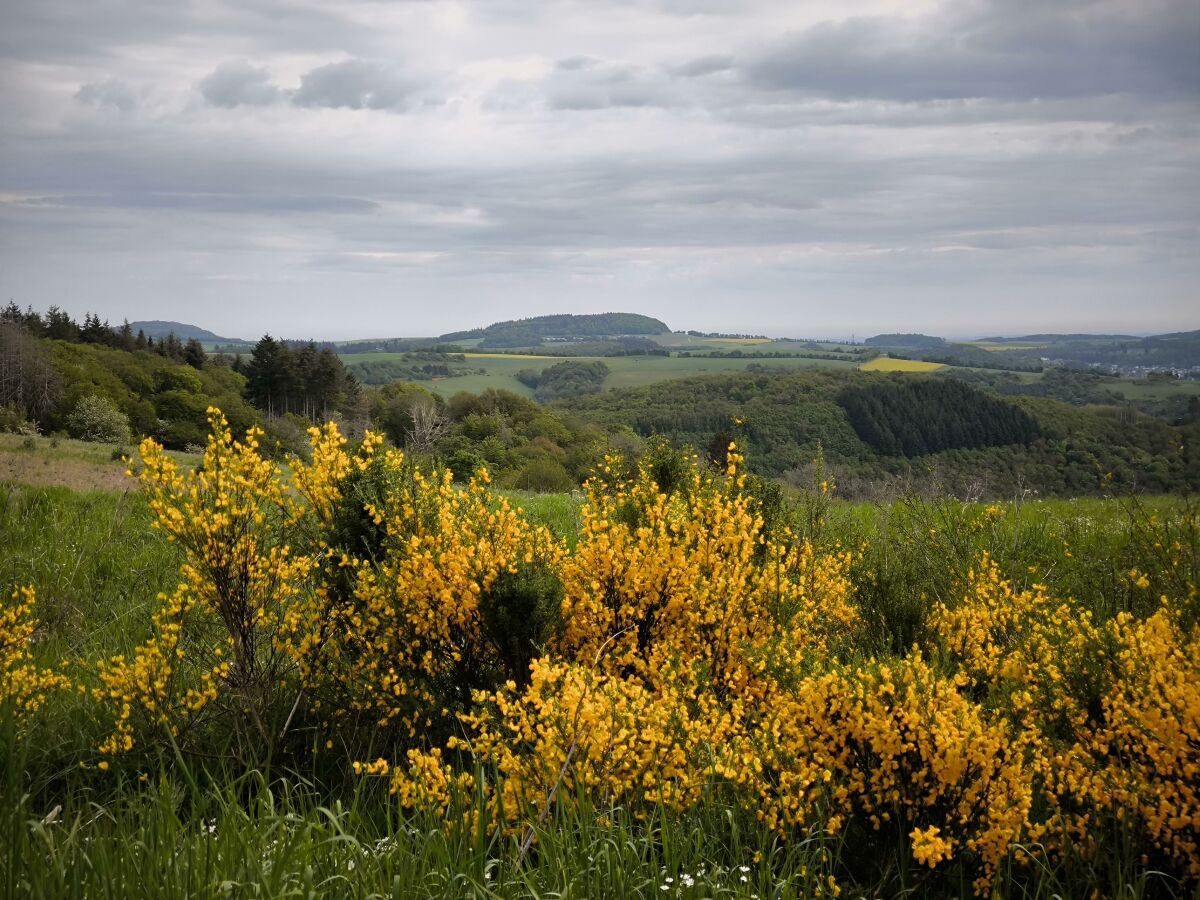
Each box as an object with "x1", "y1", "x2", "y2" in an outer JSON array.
[{"x1": 184, "y1": 338, "x2": 206, "y2": 370}]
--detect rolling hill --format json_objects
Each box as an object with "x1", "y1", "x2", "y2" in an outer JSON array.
[
  {"x1": 130, "y1": 320, "x2": 248, "y2": 344},
  {"x1": 440, "y1": 312, "x2": 671, "y2": 347}
]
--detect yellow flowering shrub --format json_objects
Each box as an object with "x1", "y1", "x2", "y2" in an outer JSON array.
[
  {"x1": 0, "y1": 586, "x2": 69, "y2": 729},
  {"x1": 382, "y1": 446, "x2": 864, "y2": 844},
  {"x1": 93, "y1": 408, "x2": 312, "y2": 758},
  {"x1": 739, "y1": 654, "x2": 1031, "y2": 893},
  {"x1": 432, "y1": 658, "x2": 737, "y2": 827},
  {"x1": 558, "y1": 446, "x2": 857, "y2": 692},
  {"x1": 1029, "y1": 607, "x2": 1200, "y2": 879},
  {"x1": 285, "y1": 421, "x2": 566, "y2": 741},
  {"x1": 932, "y1": 548, "x2": 1200, "y2": 883}
]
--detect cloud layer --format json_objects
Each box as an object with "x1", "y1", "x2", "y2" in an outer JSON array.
[{"x1": 1, "y1": 0, "x2": 1196, "y2": 338}]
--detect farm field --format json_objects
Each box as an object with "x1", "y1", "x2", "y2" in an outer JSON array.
[
  {"x1": 2, "y1": 414, "x2": 1197, "y2": 899},
  {"x1": 860, "y1": 356, "x2": 947, "y2": 372},
  {"x1": 960, "y1": 340, "x2": 1051, "y2": 352},
  {"x1": 647, "y1": 333, "x2": 859, "y2": 353},
  {"x1": 341, "y1": 348, "x2": 862, "y2": 396},
  {"x1": 1108, "y1": 378, "x2": 1200, "y2": 401}
]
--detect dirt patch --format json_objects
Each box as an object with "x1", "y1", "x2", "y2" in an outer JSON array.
[{"x1": 0, "y1": 452, "x2": 134, "y2": 493}]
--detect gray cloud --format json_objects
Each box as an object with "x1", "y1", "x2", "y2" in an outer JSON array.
[
  {"x1": 544, "y1": 58, "x2": 681, "y2": 110},
  {"x1": 673, "y1": 54, "x2": 734, "y2": 78},
  {"x1": 197, "y1": 60, "x2": 284, "y2": 107},
  {"x1": 292, "y1": 59, "x2": 422, "y2": 111},
  {"x1": 75, "y1": 78, "x2": 139, "y2": 112},
  {"x1": 744, "y1": 1, "x2": 1200, "y2": 102}
]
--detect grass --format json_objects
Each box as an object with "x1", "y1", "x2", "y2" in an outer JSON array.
[
  {"x1": 860, "y1": 357, "x2": 946, "y2": 373},
  {"x1": 0, "y1": 482, "x2": 181, "y2": 669},
  {"x1": 0, "y1": 433, "x2": 201, "y2": 493},
  {"x1": 1, "y1": 756, "x2": 852, "y2": 900},
  {"x1": 500, "y1": 488, "x2": 584, "y2": 547}
]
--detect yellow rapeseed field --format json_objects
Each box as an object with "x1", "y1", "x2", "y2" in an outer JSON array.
[{"x1": 860, "y1": 356, "x2": 946, "y2": 372}]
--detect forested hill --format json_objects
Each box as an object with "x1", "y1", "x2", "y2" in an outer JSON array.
[
  {"x1": 562, "y1": 369, "x2": 1199, "y2": 497},
  {"x1": 441, "y1": 312, "x2": 670, "y2": 346},
  {"x1": 1024, "y1": 330, "x2": 1200, "y2": 369},
  {"x1": 129, "y1": 321, "x2": 246, "y2": 344}
]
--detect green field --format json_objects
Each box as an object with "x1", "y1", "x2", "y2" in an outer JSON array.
[
  {"x1": 1108, "y1": 378, "x2": 1200, "y2": 401},
  {"x1": 959, "y1": 340, "x2": 1051, "y2": 352},
  {"x1": 647, "y1": 333, "x2": 858, "y2": 353},
  {"x1": 342, "y1": 349, "x2": 862, "y2": 396}
]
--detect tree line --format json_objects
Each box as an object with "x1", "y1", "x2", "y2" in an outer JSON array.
[
  {"x1": 243, "y1": 335, "x2": 360, "y2": 421},
  {"x1": 2, "y1": 303, "x2": 207, "y2": 368}
]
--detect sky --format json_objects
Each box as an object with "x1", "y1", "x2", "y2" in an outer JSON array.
[{"x1": 0, "y1": 0, "x2": 1197, "y2": 341}]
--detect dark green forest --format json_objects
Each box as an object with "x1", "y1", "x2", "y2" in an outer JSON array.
[
  {"x1": 440, "y1": 312, "x2": 670, "y2": 346},
  {"x1": 838, "y1": 379, "x2": 1040, "y2": 456},
  {"x1": 516, "y1": 360, "x2": 610, "y2": 402}
]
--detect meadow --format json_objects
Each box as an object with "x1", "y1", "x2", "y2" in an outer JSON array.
[
  {"x1": 2, "y1": 414, "x2": 1197, "y2": 899},
  {"x1": 342, "y1": 350, "x2": 862, "y2": 397}
]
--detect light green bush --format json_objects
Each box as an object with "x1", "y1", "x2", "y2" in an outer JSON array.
[{"x1": 65, "y1": 394, "x2": 132, "y2": 444}]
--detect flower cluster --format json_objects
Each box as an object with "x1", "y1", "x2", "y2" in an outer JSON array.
[
  {"x1": 286, "y1": 421, "x2": 566, "y2": 742},
  {"x1": 931, "y1": 552, "x2": 1200, "y2": 883},
  {"x1": 94, "y1": 408, "x2": 311, "y2": 758},
  {"x1": 0, "y1": 586, "x2": 69, "y2": 729}
]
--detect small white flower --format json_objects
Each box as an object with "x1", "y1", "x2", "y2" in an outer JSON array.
[{"x1": 738, "y1": 865, "x2": 750, "y2": 873}]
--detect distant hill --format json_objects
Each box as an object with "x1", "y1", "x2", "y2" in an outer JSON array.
[
  {"x1": 441, "y1": 313, "x2": 670, "y2": 348},
  {"x1": 130, "y1": 320, "x2": 248, "y2": 344},
  {"x1": 976, "y1": 333, "x2": 1137, "y2": 344},
  {"x1": 864, "y1": 333, "x2": 947, "y2": 349},
  {"x1": 974, "y1": 330, "x2": 1200, "y2": 369}
]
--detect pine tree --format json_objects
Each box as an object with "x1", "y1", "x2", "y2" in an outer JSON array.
[{"x1": 184, "y1": 338, "x2": 206, "y2": 370}]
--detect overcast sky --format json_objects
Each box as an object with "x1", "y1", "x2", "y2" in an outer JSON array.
[{"x1": 1, "y1": 0, "x2": 1197, "y2": 340}]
